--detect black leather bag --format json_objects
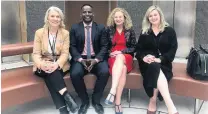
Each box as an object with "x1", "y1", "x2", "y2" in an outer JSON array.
[
  {"x1": 186, "y1": 45, "x2": 208, "y2": 81},
  {"x1": 34, "y1": 69, "x2": 49, "y2": 78}
]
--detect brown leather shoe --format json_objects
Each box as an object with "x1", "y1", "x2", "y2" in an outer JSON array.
[{"x1": 147, "y1": 110, "x2": 156, "y2": 114}]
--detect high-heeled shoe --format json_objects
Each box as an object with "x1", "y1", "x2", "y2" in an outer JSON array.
[
  {"x1": 147, "y1": 110, "x2": 156, "y2": 114},
  {"x1": 115, "y1": 104, "x2": 123, "y2": 114},
  {"x1": 174, "y1": 112, "x2": 179, "y2": 114},
  {"x1": 104, "y1": 93, "x2": 115, "y2": 105}
]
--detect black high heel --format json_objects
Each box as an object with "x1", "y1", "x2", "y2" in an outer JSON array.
[{"x1": 115, "y1": 104, "x2": 123, "y2": 114}]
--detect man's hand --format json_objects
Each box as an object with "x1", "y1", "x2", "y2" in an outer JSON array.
[
  {"x1": 88, "y1": 59, "x2": 97, "y2": 72},
  {"x1": 80, "y1": 59, "x2": 88, "y2": 70}
]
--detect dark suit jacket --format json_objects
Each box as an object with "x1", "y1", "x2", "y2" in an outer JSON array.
[
  {"x1": 70, "y1": 22, "x2": 108, "y2": 62},
  {"x1": 103, "y1": 26, "x2": 137, "y2": 57}
]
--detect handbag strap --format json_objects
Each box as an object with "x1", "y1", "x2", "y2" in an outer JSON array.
[
  {"x1": 186, "y1": 47, "x2": 198, "y2": 59},
  {"x1": 200, "y1": 45, "x2": 208, "y2": 54}
]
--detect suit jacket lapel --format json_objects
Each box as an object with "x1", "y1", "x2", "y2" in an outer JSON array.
[
  {"x1": 124, "y1": 29, "x2": 130, "y2": 42},
  {"x1": 109, "y1": 26, "x2": 115, "y2": 42},
  {"x1": 91, "y1": 22, "x2": 96, "y2": 44},
  {"x1": 80, "y1": 22, "x2": 85, "y2": 44},
  {"x1": 43, "y1": 28, "x2": 49, "y2": 53}
]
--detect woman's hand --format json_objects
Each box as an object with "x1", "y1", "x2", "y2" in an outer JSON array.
[
  {"x1": 47, "y1": 62, "x2": 59, "y2": 73},
  {"x1": 143, "y1": 54, "x2": 155, "y2": 64},
  {"x1": 110, "y1": 51, "x2": 122, "y2": 57},
  {"x1": 154, "y1": 58, "x2": 161, "y2": 63},
  {"x1": 40, "y1": 61, "x2": 51, "y2": 73},
  {"x1": 40, "y1": 61, "x2": 58, "y2": 73}
]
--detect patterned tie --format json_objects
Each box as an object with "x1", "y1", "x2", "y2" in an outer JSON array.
[{"x1": 85, "y1": 26, "x2": 91, "y2": 59}]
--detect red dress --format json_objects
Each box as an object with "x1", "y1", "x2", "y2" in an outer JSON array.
[{"x1": 108, "y1": 30, "x2": 133, "y2": 75}]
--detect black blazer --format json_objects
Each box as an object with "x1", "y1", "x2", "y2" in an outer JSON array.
[
  {"x1": 103, "y1": 26, "x2": 137, "y2": 57},
  {"x1": 70, "y1": 22, "x2": 108, "y2": 62},
  {"x1": 135, "y1": 26, "x2": 178, "y2": 80}
]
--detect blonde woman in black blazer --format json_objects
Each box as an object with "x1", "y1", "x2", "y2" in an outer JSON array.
[{"x1": 135, "y1": 5, "x2": 179, "y2": 114}]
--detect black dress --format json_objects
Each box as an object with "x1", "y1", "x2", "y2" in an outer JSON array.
[{"x1": 135, "y1": 26, "x2": 178, "y2": 100}]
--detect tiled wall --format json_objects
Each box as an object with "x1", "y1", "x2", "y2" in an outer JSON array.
[
  {"x1": 26, "y1": 1, "x2": 64, "y2": 42},
  {"x1": 118, "y1": 1, "x2": 153, "y2": 41},
  {"x1": 24, "y1": 1, "x2": 208, "y2": 58},
  {"x1": 195, "y1": 1, "x2": 208, "y2": 48}
]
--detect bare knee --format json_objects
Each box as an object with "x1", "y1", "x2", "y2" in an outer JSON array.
[{"x1": 115, "y1": 54, "x2": 125, "y2": 61}]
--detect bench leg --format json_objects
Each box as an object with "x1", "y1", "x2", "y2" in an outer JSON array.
[
  {"x1": 194, "y1": 99, "x2": 204, "y2": 114},
  {"x1": 127, "y1": 89, "x2": 131, "y2": 103}
]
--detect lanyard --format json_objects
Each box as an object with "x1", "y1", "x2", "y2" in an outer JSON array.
[{"x1": 48, "y1": 28, "x2": 58, "y2": 57}]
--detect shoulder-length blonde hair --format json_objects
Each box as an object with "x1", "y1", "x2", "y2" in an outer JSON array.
[
  {"x1": 107, "y1": 7, "x2": 133, "y2": 30},
  {"x1": 142, "y1": 5, "x2": 169, "y2": 34},
  {"x1": 44, "y1": 6, "x2": 65, "y2": 29}
]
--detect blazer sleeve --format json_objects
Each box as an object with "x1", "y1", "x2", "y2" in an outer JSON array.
[
  {"x1": 135, "y1": 33, "x2": 146, "y2": 61},
  {"x1": 56, "y1": 31, "x2": 69, "y2": 69},
  {"x1": 95, "y1": 25, "x2": 109, "y2": 61},
  {"x1": 70, "y1": 25, "x2": 82, "y2": 61},
  {"x1": 121, "y1": 28, "x2": 137, "y2": 54},
  {"x1": 32, "y1": 30, "x2": 43, "y2": 69},
  {"x1": 160, "y1": 28, "x2": 178, "y2": 63}
]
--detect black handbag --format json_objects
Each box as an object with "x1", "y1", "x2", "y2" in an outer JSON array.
[
  {"x1": 34, "y1": 69, "x2": 49, "y2": 78},
  {"x1": 186, "y1": 44, "x2": 208, "y2": 81}
]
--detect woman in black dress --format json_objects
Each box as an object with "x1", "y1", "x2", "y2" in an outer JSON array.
[{"x1": 135, "y1": 5, "x2": 179, "y2": 114}]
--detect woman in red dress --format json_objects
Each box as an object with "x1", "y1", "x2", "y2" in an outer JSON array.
[{"x1": 103, "y1": 8, "x2": 136, "y2": 114}]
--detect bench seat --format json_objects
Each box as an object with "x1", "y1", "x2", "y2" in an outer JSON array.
[
  {"x1": 2, "y1": 61, "x2": 208, "y2": 110},
  {"x1": 1, "y1": 42, "x2": 33, "y2": 57}
]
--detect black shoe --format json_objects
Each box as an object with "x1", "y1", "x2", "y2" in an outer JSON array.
[
  {"x1": 59, "y1": 106, "x2": 70, "y2": 114},
  {"x1": 78, "y1": 102, "x2": 90, "y2": 114},
  {"x1": 64, "y1": 93, "x2": 79, "y2": 113},
  {"x1": 59, "y1": 110, "x2": 70, "y2": 114},
  {"x1": 92, "y1": 102, "x2": 104, "y2": 114}
]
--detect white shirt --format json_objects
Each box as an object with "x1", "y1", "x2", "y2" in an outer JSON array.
[{"x1": 48, "y1": 34, "x2": 56, "y2": 54}]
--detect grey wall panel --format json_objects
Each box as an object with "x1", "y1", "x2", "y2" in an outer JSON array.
[
  {"x1": 153, "y1": 1, "x2": 174, "y2": 27},
  {"x1": 25, "y1": 1, "x2": 64, "y2": 42},
  {"x1": 174, "y1": 1, "x2": 196, "y2": 58},
  {"x1": 1, "y1": 1, "x2": 22, "y2": 63},
  {"x1": 1, "y1": 1, "x2": 21, "y2": 45},
  {"x1": 195, "y1": 1, "x2": 208, "y2": 48},
  {"x1": 118, "y1": 1, "x2": 153, "y2": 40},
  {"x1": 25, "y1": 1, "x2": 64, "y2": 62}
]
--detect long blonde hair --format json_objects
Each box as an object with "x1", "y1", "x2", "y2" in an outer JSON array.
[
  {"x1": 107, "y1": 7, "x2": 133, "y2": 30},
  {"x1": 44, "y1": 6, "x2": 65, "y2": 28},
  {"x1": 142, "y1": 5, "x2": 169, "y2": 34}
]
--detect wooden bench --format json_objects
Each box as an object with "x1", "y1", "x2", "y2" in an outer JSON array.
[
  {"x1": 1, "y1": 42, "x2": 208, "y2": 114},
  {"x1": 1, "y1": 42, "x2": 33, "y2": 57}
]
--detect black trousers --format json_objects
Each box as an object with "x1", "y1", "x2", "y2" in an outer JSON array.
[
  {"x1": 70, "y1": 59, "x2": 109, "y2": 104},
  {"x1": 34, "y1": 69, "x2": 67, "y2": 109}
]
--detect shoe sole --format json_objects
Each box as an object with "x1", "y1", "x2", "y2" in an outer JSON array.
[{"x1": 104, "y1": 100, "x2": 113, "y2": 105}]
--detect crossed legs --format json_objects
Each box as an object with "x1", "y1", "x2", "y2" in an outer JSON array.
[
  {"x1": 148, "y1": 69, "x2": 178, "y2": 114},
  {"x1": 106, "y1": 54, "x2": 127, "y2": 112}
]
